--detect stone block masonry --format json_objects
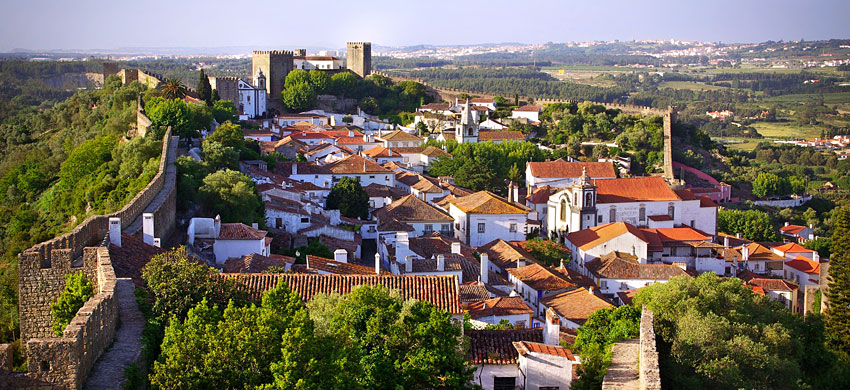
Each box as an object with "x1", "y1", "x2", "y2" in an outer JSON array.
[
  {"x1": 638, "y1": 308, "x2": 661, "y2": 390},
  {"x1": 602, "y1": 306, "x2": 661, "y2": 390}
]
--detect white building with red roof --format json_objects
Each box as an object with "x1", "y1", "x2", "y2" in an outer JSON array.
[
  {"x1": 526, "y1": 158, "x2": 617, "y2": 190},
  {"x1": 187, "y1": 216, "x2": 271, "y2": 265},
  {"x1": 511, "y1": 105, "x2": 541, "y2": 123},
  {"x1": 779, "y1": 223, "x2": 814, "y2": 243}
]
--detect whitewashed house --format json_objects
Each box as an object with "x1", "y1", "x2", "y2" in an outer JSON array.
[
  {"x1": 582, "y1": 251, "x2": 691, "y2": 298},
  {"x1": 442, "y1": 191, "x2": 530, "y2": 247},
  {"x1": 187, "y1": 216, "x2": 271, "y2": 265},
  {"x1": 511, "y1": 105, "x2": 541, "y2": 123},
  {"x1": 526, "y1": 159, "x2": 617, "y2": 190}
]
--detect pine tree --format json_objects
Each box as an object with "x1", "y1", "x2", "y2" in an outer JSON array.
[
  {"x1": 197, "y1": 69, "x2": 212, "y2": 106},
  {"x1": 825, "y1": 207, "x2": 850, "y2": 355}
]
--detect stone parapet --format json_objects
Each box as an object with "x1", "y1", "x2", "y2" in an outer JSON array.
[{"x1": 638, "y1": 307, "x2": 661, "y2": 390}]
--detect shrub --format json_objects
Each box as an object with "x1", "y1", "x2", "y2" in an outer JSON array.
[{"x1": 51, "y1": 271, "x2": 94, "y2": 336}]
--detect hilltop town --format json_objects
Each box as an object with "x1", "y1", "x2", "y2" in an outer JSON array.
[{"x1": 1, "y1": 30, "x2": 850, "y2": 390}]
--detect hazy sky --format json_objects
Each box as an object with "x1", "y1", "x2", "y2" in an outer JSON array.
[{"x1": 1, "y1": 0, "x2": 848, "y2": 52}]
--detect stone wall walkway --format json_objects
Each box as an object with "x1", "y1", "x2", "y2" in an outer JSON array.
[
  {"x1": 602, "y1": 338, "x2": 640, "y2": 390},
  {"x1": 84, "y1": 278, "x2": 144, "y2": 390}
]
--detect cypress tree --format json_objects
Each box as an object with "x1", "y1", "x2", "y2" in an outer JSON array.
[
  {"x1": 825, "y1": 207, "x2": 850, "y2": 355},
  {"x1": 197, "y1": 69, "x2": 212, "y2": 106}
]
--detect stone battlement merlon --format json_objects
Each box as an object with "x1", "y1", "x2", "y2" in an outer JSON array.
[{"x1": 252, "y1": 50, "x2": 294, "y2": 56}]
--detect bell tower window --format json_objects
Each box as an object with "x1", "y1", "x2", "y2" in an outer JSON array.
[{"x1": 560, "y1": 199, "x2": 567, "y2": 222}]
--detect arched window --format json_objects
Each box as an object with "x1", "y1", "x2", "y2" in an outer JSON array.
[
  {"x1": 560, "y1": 199, "x2": 567, "y2": 221},
  {"x1": 609, "y1": 206, "x2": 616, "y2": 222},
  {"x1": 639, "y1": 204, "x2": 646, "y2": 221},
  {"x1": 668, "y1": 203, "x2": 675, "y2": 219},
  {"x1": 585, "y1": 193, "x2": 593, "y2": 207}
]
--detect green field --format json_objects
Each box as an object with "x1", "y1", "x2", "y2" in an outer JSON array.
[
  {"x1": 714, "y1": 137, "x2": 764, "y2": 151},
  {"x1": 762, "y1": 91, "x2": 850, "y2": 104},
  {"x1": 749, "y1": 122, "x2": 826, "y2": 139},
  {"x1": 659, "y1": 81, "x2": 730, "y2": 91}
]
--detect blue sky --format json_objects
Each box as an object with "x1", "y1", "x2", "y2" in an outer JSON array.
[{"x1": 1, "y1": 0, "x2": 848, "y2": 52}]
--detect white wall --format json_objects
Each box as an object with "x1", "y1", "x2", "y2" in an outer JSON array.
[
  {"x1": 518, "y1": 352, "x2": 575, "y2": 390},
  {"x1": 450, "y1": 206, "x2": 527, "y2": 247},
  {"x1": 473, "y1": 364, "x2": 522, "y2": 390},
  {"x1": 469, "y1": 313, "x2": 532, "y2": 328},
  {"x1": 265, "y1": 207, "x2": 310, "y2": 231},
  {"x1": 511, "y1": 110, "x2": 539, "y2": 122},
  {"x1": 597, "y1": 277, "x2": 663, "y2": 295},
  {"x1": 213, "y1": 239, "x2": 267, "y2": 265}
]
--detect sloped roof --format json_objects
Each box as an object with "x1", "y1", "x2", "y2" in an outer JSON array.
[
  {"x1": 779, "y1": 225, "x2": 808, "y2": 235},
  {"x1": 527, "y1": 185, "x2": 554, "y2": 204},
  {"x1": 363, "y1": 146, "x2": 402, "y2": 158},
  {"x1": 724, "y1": 242, "x2": 784, "y2": 263},
  {"x1": 420, "y1": 103, "x2": 451, "y2": 111},
  {"x1": 593, "y1": 176, "x2": 680, "y2": 203},
  {"x1": 585, "y1": 252, "x2": 690, "y2": 280},
  {"x1": 540, "y1": 288, "x2": 614, "y2": 326},
  {"x1": 378, "y1": 130, "x2": 422, "y2": 142},
  {"x1": 478, "y1": 239, "x2": 537, "y2": 270},
  {"x1": 513, "y1": 341, "x2": 576, "y2": 360},
  {"x1": 218, "y1": 223, "x2": 267, "y2": 240},
  {"x1": 567, "y1": 222, "x2": 649, "y2": 251},
  {"x1": 465, "y1": 296, "x2": 532, "y2": 319},
  {"x1": 513, "y1": 105, "x2": 541, "y2": 112},
  {"x1": 325, "y1": 154, "x2": 392, "y2": 174},
  {"x1": 448, "y1": 191, "x2": 530, "y2": 214},
  {"x1": 527, "y1": 159, "x2": 616, "y2": 179},
  {"x1": 460, "y1": 282, "x2": 491, "y2": 303},
  {"x1": 617, "y1": 288, "x2": 641, "y2": 306},
  {"x1": 225, "y1": 273, "x2": 462, "y2": 313},
  {"x1": 507, "y1": 263, "x2": 576, "y2": 292},
  {"x1": 109, "y1": 233, "x2": 167, "y2": 287},
  {"x1": 640, "y1": 227, "x2": 711, "y2": 244},
  {"x1": 374, "y1": 194, "x2": 453, "y2": 223},
  {"x1": 408, "y1": 232, "x2": 476, "y2": 260},
  {"x1": 306, "y1": 255, "x2": 389, "y2": 275},
  {"x1": 745, "y1": 277, "x2": 798, "y2": 292},
  {"x1": 223, "y1": 253, "x2": 294, "y2": 273},
  {"x1": 363, "y1": 183, "x2": 408, "y2": 199},
  {"x1": 785, "y1": 256, "x2": 820, "y2": 274},
  {"x1": 772, "y1": 242, "x2": 815, "y2": 254},
  {"x1": 478, "y1": 130, "x2": 525, "y2": 142},
  {"x1": 467, "y1": 329, "x2": 544, "y2": 365}
]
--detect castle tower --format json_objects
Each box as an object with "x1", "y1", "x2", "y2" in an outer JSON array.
[
  {"x1": 456, "y1": 98, "x2": 479, "y2": 143},
  {"x1": 570, "y1": 167, "x2": 597, "y2": 231},
  {"x1": 346, "y1": 42, "x2": 372, "y2": 78},
  {"x1": 252, "y1": 50, "x2": 294, "y2": 112}
]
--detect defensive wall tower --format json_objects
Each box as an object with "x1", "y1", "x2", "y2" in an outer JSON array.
[
  {"x1": 252, "y1": 50, "x2": 293, "y2": 111},
  {"x1": 346, "y1": 42, "x2": 372, "y2": 78}
]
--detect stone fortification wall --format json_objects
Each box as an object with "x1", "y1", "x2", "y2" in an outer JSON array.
[
  {"x1": 638, "y1": 308, "x2": 661, "y2": 390},
  {"x1": 252, "y1": 50, "x2": 293, "y2": 111},
  {"x1": 209, "y1": 77, "x2": 240, "y2": 106},
  {"x1": 346, "y1": 42, "x2": 372, "y2": 78}
]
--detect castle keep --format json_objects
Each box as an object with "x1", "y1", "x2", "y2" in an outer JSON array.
[
  {"x1": 252, "y1": 50, "x2": 294, "y2": 111},
  {"x1": 346, "y1": 42, "x2": 372, "y2": 78}
]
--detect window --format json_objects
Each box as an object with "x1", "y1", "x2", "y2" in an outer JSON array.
[
  {"x1": 600, "y1": 280, "x2": 608, "y2": 288},
  {"x1": 560, "y1": 199, "x2": 567, "y2": 221},
  {"x1": 368, "y1": 226, "x2": 376, "y2": 232},
  {"x1": 494, "y1": 377, "x2": 516, "y2": 390},
  {"x1": 585, "y1": 192, "x2": 593, "y2": 207},
  {"x1": 598, "y1": 215, "x2": 603, "y2": 223},
  {"x1": 424, "y1": 224, "x2": 433, "y2": 233},
  {"x1": 369, "y1": 175, "x2": 375, "y2": 179},
  {"x1": 247, "y1": 96, "x2": 250, "y2": 102},
  {"x1": 455, "y1": 222, "x2": 461, "y2": 230},
  {"x1": 639, "y1": 205, "x2": 646, "y2": 221},
  {"x1": 301, "y1": 217, "x2": 309, "y2": 223},
  {"x1": 478, "y1": 223, "x2": 486, "y2": 233},
  {"x1": 609, "y1": 207, "x2": 616, "y2": 222},
  {"x1": 441, "y1": 224, "x2": 451, "y2": 234},
  {"x1": 668, "y1": 203, "x2": 675, "y2": 219},
  {"x1": 276, "y1": 218, "x2": 282, "y2": 227},
  {"x1": 510, "y1": 223, "x2": 517, "y2": 232}
]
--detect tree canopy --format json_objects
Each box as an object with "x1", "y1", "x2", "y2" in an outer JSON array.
[
  {"x1": 198, "y1": 169, "x2": 264, "y2": 225},
  {"x1": 826, "y1": 207, "x2": 850, "y2": 355},
  {"x1": 325, "y1": 177, "x2": 369, "y2": 220},
  {"x1": 717, "y1": 208, "x2": 778, "y2": 242}
]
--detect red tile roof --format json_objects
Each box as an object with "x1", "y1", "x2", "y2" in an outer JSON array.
[
  {"x1": 470, "y1": 98, "x2": 495, "y2": 103},
  {"x1": 223, "y1": 253, "x2": 294, "y2": 273},
  {"x1": 325, "y1": 154, "x2": 392, "y2": 174},
  {"x1": 540, "y1": 288, "x2": 614, "y2": 326},
  {"x1": 513, "y1": 105, "x2": 541, "y2": 112},
  {"x1": 467, "y1": 329, "x2": 544, "y2": 364},
  {"x1": 779, "y1": 225, "x2": 807, "y2": 235},
  {"x1": 306, "y1": 255, "x2": 389, "y2": 275},
  {"x1": 225, "y1": 273, "x2": 462, "y2": 313},
  {"x1": 772, "y1": 242, "x2": 814, "y2": 254},
  {"x1": 648, "y1": 215, "x2": 672, "y2": 222},
  {"x1": 448, "y1": 191, "x2": 530, "y2": 214},
  {"x1": 513, "y1": 341, "x2": 576, "y2": 360},
  {"x1": 363, "y1": 146, "x2": 402, "y2": 158},
  {"x1": 698, "y1": 195, "x2": 718, "y2": 208},
  {"x1": 507, "y1": 263, "x2": 576, "y2": 292},
  {"x1": 478, "y1": 239, "x2": 537, "y2": 269},
  {"x1": 460, "y1": 281, "x2": 492, "y2": 303},
  {"x1": 617, "y1": 288, "x2": 641, "y2": 306},
  {"x1": 585, "y1": 252, "x2": 691, "y2": 280},
  {"x1": 593, "y1": 177, "x2": 680, "y2": 203},
  {"x1": 527, "y1": 185, "x2": 554, "y2": 204},
  {"x1": 567, "y1": 222, "x2": 649, "y2": 251},
  {"x1": 375, "y1": 194, "x2": 453, "y2": 223},
  {"x1": 109, "y1": 233, "x2": 167, "y2": 287},
  {"x1": 464, "y1": 296, "x2": 533, "y2": 319},
  {"x1": 527, "y1": 159, "x2": 616, "y2": 179},
  {"x1": 478, "y1": 130, "x2": 525, "y2": 142},
  {"x1": 377, "y1": 130, "x2": 422, "y2": 142},
  {"x1": 218, "y1": 223, "x2": 267, "y2": 240},
  {"x1": 785, "y1": 256, "x2": 820, "y2": 274}
]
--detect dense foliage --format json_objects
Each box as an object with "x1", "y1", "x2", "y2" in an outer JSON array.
[
  {"x1": 522, "y1": 239, "x2": 571, "y2": 267},
  {"x1": 325, "y1": 177, "x2": 370, "y2": 220},
  {"x1": 717, "y1": 209, "x2": 778, "y2": 242},
  {"x1": 50, "y1": 272, "x2": 94, "y2": 336},
  {"x1": 197, "y1": 169, "x2": 265, "y2": 226},
  {"x1": 635, "y1": 273, "x2": 850, "y2": 390},
  {"x1": 570, "y1": 305, "x2": 641, "y2": 390},
  {"x1": 825, "y1": 207, "x2": 850, "y2": 355}
]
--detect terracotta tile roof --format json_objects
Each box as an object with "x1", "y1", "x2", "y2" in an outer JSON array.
[
  {"x1": 363, "y1": 146, "x2": 402, "y2": 158},
  {"x1": 724, "y1": 243, "x2": 784, "y2": 263},
  {"x1": 567, "y1": 222, "x2": 649, "y2": 251},
  {"x1": 785, "y1": 256, "x2": 820, "y2": 274},
  {"x1": 218, "y1": 223, "x2": 267, "y2": 240},
  {"x1": 779, "y1": 225, "x2": 807, "y2": 235},
  {"x1": 465, "y1": 296, "x2": 532, "y2": 319},
  {"x1": 478, "y1": 130, "x2": 525, "y2": 142},
  {"x1": 325, "y1": 154, "x2": 392, "y2": 174},
  {"x1": 378, "y1": 130, "x2": 423, "y2": 142},
  {"x1": 513, "y1": 341, "x2": 576, "y2": 360},
  {"x1": 540, "y1": 288, "x2": 614, "y2": 326},
  {"x1": 593, "y1": 176, "x2": 680, "y2": 203},
  {"x1": 460, "y1": 282, "x2": 492, "y2": 303},
  {"x1": 109, "y1": 234, "x2": 167, "y2": 287},
  {"x1": 640, "y1": 227, "x2": 711, "y2": 244},
  {"x1": 527, "y1": 159, "x2": 616, "y2": 179},
  {"x1": 223, "y1": 253, "x2": 294, "y2": 273},
  {"x1": 585, "y1": 252, "x2": 690, "y2": 280},
  {"x1": 617, "y1": 288, "x2": 641, "y2": 306},
  {"x1": 508, "y1": 263, "x2": 576, "y2": 292},
  {"x1": 448, "y1": 191, "x2": 530, "y2": 214},
  {"x1": 396, "y1": 171, "x2": 423, "y2": 187},
  {"x1": 225, "y1": 273, "x2": 462, "y2": 313},
  {"x1": 698, "y1": 195, "x2": 718, "y2": 208},
  {"x1": 377, "y1": 218, "x2": 415, "y2": 232},
  {"x1": 385, "y1": 146, "x2": 448, "y2": 158},
  {"x1": 553, "y1": 264, "x2": 597, "y2": 288},
  {"x1": 527, "y1": 185, "x2": 553, "y2": 204},
  {"x1": 745, "y1": 277, "x2": 798, "y2": 292},
  {"x1": 772, "y1": 242, "x2": 815, "y2": 254},
  {"x1": 513, "y1": 105, "x2": 541, "y2": 112},
  {"x1": 374, "y1": 194, "x2": 453, "y2": 223},
  {"x1": 478, "y1": 239, "x2": 537, "y2": 269},
  {"x1": 290, "y1": 131, "x2": 333, "y2": 140},
  {"x1": 306, "y1": 255, "x2": 389, "y2": 275},
  {"x1": 420, "y1": 103, "x2": 451, "y2": 111},
  {"x1": 467, "y1": 329, "x2": 544, "y2": 364},
  {"x1": 408, "y1": 232, "x2": 476, "y2": 260},
  {"x1": 363, "y1": 183, "x2": 408, "y2": 199},
  {"x1": 336, "y1": 136, "x2": 375, "y2": 144},
  {"x1": 673, "y1": 189, "x2": 697, "y2": 200},
  {"x1": 648, "y1": 215, "x2": 672, "y2": 222}
]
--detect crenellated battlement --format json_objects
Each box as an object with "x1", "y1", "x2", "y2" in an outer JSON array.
[{"x1": 252, "y1": 50, "x2": 294, "y2": 56}]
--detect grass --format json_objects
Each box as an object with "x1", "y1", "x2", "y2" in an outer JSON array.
[
  {"x1": 659, "y1": 81, "x2": 730, "y2": 91},
  {"x1": 749, "y1": 122, "x2": 827, "y2": 140},
  {"x1": 762, "y1": 91, "x2": 850, "y2": 104},
  {"x1": 713, "y1": 137, "x2": 763, "y2": 151}
]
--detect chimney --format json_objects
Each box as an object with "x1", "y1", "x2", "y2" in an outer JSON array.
[
  {"x1": 252, "y1": 222, "x2": 259, "y2": 229},
  {"x1": 813, "y1": 251, "x2": 820, "y2": 263},
  {"x1": 214, "y1": 215, "x2": 221, "y2": 237},
  {"x1": 292, "y1": 163, "x2": 297, "y2": 176},
  {"x1": 517, "y1": 259, "x2": 526, "y2": 268},
  {"x1": 108, "y1": 217, "x2": 122, "y2": 247},
  {"x1": 405, "y1": 255, "x2": 414, "y2": 273},
  {"x1": 785, "y1": 222, "x2": 790, "y2": 227},
  {"x1": 334, "y1": 249, "x2": 348, "y2": 263},
  {"x1": 437, "y1": 254, "x2": 446, "y2": 271},
  {"x1": 559, "y1": 258, "x2": 565, "y2": 270},
  {"x1": 588, "y1": 285, "x2": 595, "y2": 294},
  {"x1": 723, "y1": 236, "x2": 730, "y2": 248},
  {"x1": 375, "y1": 253, "x2": 381, "y2": 274},
  {"x1": 397, "y1": 231, "x2": 410, "y2": 261},
  {"x1": 143, "y1": 213, "x2": 155, "y2": 246},
  {"x1": 480, "y1": 253, "x2": 490, "y2": 284},
  {"x1": 507, "y1": 182, "x2": 514, "y2": 203},
  {"x1": 544, "y1": 307, "x2": 560, "y2": 346},
  {"x1": 509, "y1": 289, "x2": 519, "y2": 297},
  {"x1": 348, "y1": 130, "x2": 354, "y2": 138},
  {"x1": 451, "y1": 242, "x2": 461, "y2": 254},
  {"x1": 673, "y1": 262, "x2": 687, "y2": 271},
  {"x1": 736, "y1": 233, "x2": 742, "y2": 239},
  {"x1": 742, "y1": 245, "x2": 750, "y2": 261},
  {"x1": 153, "y1": 238, "x2": 161, "y2": 248}
]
